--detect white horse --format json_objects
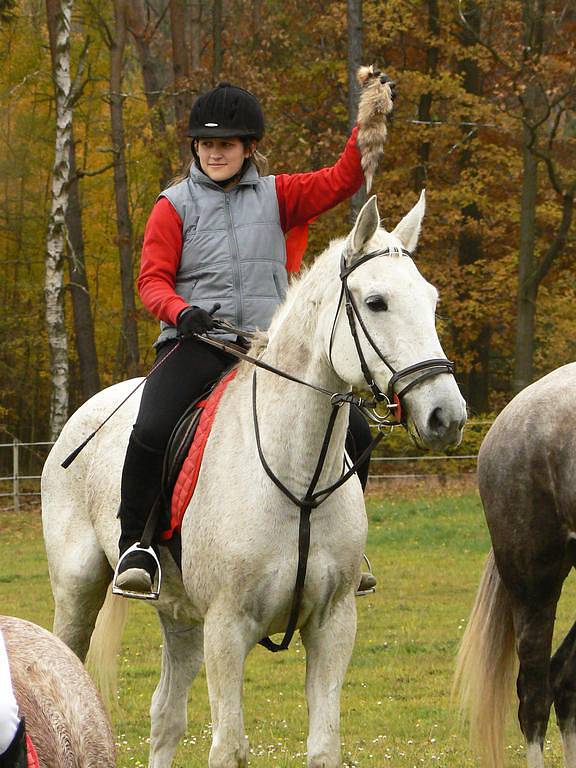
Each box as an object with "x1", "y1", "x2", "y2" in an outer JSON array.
[{"x1": 41, "y1": 194, "x2": 466, "y2": 768}]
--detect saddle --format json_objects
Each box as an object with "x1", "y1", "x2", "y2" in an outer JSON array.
[{"x1": 160, "y1": 367, "x2": 238, "y2": 544}]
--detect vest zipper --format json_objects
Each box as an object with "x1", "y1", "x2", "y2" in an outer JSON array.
[{"x1": 224, "y1": 192, "x2": 243, "y2": 329}]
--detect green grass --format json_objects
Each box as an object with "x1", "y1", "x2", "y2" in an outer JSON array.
[{"x1": 1, "y1": 489, "x2": 575, "y2": 767}]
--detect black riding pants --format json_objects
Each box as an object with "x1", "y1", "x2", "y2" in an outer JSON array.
[{"x1": 121, "y1": 338, "x2": 372, "y2": 547}]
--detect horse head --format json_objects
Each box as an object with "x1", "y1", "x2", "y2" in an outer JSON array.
[{"x1": 324, "y1": 192, "x2": 467, "y2": 450}]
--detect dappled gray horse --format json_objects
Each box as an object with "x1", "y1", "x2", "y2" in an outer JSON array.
[
  {"x1": 455, "y1": 362, "x2": 576, "y2": 768},
  {"x1": 42, "y1": 194, "x2": 466, "y2": 768},
  {"x1": 1, "y1": 615, "x2": 115, "y2": 767}
]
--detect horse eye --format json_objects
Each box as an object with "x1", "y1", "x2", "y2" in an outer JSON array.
[{"x1": 365, "y1": 294, "x2": 388, "y2": 312}]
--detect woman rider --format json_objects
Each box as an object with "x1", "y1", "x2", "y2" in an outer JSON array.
[{"x1": 114, "y1": 81, "x2": 383, "y2": 597}]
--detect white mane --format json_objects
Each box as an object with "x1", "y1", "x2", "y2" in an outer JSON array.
[{"x1": 263, "y1": 225, "x2": 410, "y2": 355}]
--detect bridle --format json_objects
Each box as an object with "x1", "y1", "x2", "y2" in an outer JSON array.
[{"x1": 329, "y1": 246, "x2": 455, "y2": 425}]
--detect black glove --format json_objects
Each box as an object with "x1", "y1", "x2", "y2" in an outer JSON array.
[
  {"x1": 372, "y1": 67, "x2": 397, "y2": 100},
  {"x1": 176, "y1": 306, "x2": 216, "y2": 338}
]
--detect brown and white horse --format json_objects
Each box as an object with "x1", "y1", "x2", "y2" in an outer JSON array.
[
  {"x1": 1, "y1": 615, "x2": 115, "y2": 767},
  {"x1": 455, "y1": 362, "x2": 576, "y2": 768}
]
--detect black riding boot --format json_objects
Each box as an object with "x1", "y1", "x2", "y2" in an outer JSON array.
[
  {"x1": 347, "y1": 407, "x2": 378, "y2": 596},
  {"x1": 114, "y1": 431, "x2": 165, "y2": 596},
  {"x1": 0, "y1": 719, "x2": 27, "y2": 768}
]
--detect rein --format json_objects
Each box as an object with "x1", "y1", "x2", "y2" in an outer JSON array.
[{"x1": 194, "y1": 326, "x2": 383, "y2": 413}]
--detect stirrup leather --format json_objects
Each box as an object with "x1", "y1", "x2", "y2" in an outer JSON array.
[
  {"x1": 112, "y1": 543, "x2": 162, "y2": 601},
  {"x1": 356, "y1": 553, "x2": 376, "y2": 597}
]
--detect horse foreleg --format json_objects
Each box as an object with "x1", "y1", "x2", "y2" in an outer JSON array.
[
  {"x1": 203, "y1": 607, "x2": 252, "y2": 768},
  {"x1": 300, "y1": 592, "x2": 357, "y2": 768},
  {"x1": 551, "y1": 620, "x2": 576, "y2": 768},
  {"x1": 148, "y1": 613, "x2": 204, "y2": 768},
  {"x1": 513, "y1": 598, "x2": 558, "y2": 768}
]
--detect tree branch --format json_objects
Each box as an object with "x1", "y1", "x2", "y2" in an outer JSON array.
[
  {"x1": 86, "y1": 0, "x2": 113, "y2": 47},
  {"x1": 457, "y1": 0, "x2": 512, "y2": 71},
  {"x1": 74, "y1": 161, "x2": 115, "y2": 178},
  {"x1": 533, "y1": 181, "x2": 576, "y2": 286},
  {"x1": 69, "y1": 34, "x2": 91, "y2": 105}
]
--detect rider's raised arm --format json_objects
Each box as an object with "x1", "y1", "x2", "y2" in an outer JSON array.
[{"x1": 275, "y1": 125, "x2": 364, "y2": 239}]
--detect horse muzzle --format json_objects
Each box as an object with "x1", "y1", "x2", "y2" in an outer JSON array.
[{"x1": 407, "y1": 391, "x2": 467, "y2": 451}]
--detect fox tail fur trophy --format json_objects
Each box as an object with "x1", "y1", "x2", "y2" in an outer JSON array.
[{"x1": 356, "y1": 64, "x2": 395, "y2": 192}]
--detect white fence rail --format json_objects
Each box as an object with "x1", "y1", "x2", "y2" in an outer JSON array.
[
  {"x1": 0, "y1": 440, "x2": 54, "y2": 512},
  {"x1": 0, "y1": 439, "x2": 480, "y2": 511}
]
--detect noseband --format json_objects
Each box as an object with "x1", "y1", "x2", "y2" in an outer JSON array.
[{"x1": 329, "y1": 246, "x2": 455, "y2": 425}]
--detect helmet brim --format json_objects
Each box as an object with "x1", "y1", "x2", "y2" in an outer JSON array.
[{"x1": 187, "y1": 126, "x2": 262, "y2": 139}]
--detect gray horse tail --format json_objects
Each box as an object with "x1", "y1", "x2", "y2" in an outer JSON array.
[
  {"x1": 452, "y1": 549, "x2": 517, "y2": 768},
  {"x1": 85, "y1": 584, "x2": 129, "y2": 710}
]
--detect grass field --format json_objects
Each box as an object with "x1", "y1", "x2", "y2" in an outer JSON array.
[{"x1": 1, "y1": 486, "x2": 575, "y2": 767}]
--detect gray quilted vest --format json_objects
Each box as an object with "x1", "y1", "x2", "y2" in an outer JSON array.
[{"x1": 155, "y1": 162, "x2": 287, "y2": 345}]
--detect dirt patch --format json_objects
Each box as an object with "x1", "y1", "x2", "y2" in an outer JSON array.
[{"x1": 366, "y1": 472, "x2": 478, "y2": 499}]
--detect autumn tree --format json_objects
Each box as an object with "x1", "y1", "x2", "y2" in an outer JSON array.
[
  {"x1": 460, "y1": 0, "x2": 576, "y2": 393},
  {"x1": 170, "y1": 0, "x2": 192, "y2": 167},
  {"x1": 127, "y1": 0, "x2": 173, "y2": 187},
  {"x1": 0, "y1": 0, "x2": 16, "y2": 22},
  {"x1": 109, "y1": 0, "x2": 140, "y2": 376},
  {"x1": 1, "y1": 0, "x2": 576, "y2": 442}
]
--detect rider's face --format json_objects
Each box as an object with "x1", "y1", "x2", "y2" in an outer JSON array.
[{"x1": 196, "y1": 138, "x2": 250, "y2": 182}]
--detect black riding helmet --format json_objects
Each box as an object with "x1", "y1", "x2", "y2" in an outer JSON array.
[{"x1": 187, "y1": 82, "x2": 265, "y2": 140}]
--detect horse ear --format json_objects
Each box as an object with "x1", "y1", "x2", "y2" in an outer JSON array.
[
  {"x1": 391, "y1": 190, "x2": 426, "y2": 253},
  {"x1": 346, "y1": 195, "x2": 380, "y2": 260}
]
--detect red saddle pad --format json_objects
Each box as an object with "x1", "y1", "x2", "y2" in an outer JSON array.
[
  {"x1": 161, "y1": 369, "x2": 238, "y2": 541},
  {"x1": 26, "y1": 734, "x2": 39, "y2": 768}
]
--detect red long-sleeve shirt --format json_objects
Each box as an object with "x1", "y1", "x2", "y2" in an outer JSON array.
[{"x1": 138, "y1": 127, "x2": 364, "y2": 326}]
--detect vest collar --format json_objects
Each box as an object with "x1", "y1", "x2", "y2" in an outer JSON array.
[{"x1": 189, "y1": 162, "x2": 261, "y2": 191}]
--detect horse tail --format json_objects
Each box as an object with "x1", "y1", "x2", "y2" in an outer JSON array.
[
  {"x1": 453, "y1": 549, "x2": 517, "y2": 768},
  {"x1": 85, "y1": 583, "x2": 129, "y2": 709}
]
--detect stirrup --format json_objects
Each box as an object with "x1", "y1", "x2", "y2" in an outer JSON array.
[
  {"x1": 356, "y1": 553, "x2": 376, "y2": 597},
  {"x1": 112, "y1": 543, "x2": 162, "y2": 601}
]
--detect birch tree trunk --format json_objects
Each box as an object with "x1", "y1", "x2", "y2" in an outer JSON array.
[
  {"x1": 347, "y1": 0, "x2": 365, "y2": 220},
  {"x1": 45, "y1": 0, "x2": 72, "y2": 440},
  {"x1": 110, "y1": 0, "x2": 140, "y2": 377},
  {"x1": 47, "y1": 0, "x2": 100, "y2": 402}
]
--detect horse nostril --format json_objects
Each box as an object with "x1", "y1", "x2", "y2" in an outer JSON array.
[{"x1": 428, "y1": 406, "x2": 447, "y2": 435}]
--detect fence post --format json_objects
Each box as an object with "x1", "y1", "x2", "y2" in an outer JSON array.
[{"x1": 12, "y1": 439, "x2": 20, "y2": 513}]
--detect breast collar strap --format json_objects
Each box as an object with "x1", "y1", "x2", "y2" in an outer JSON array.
[{"x1": 329, "y1": 247, "x2": 455, "y2": 425}]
